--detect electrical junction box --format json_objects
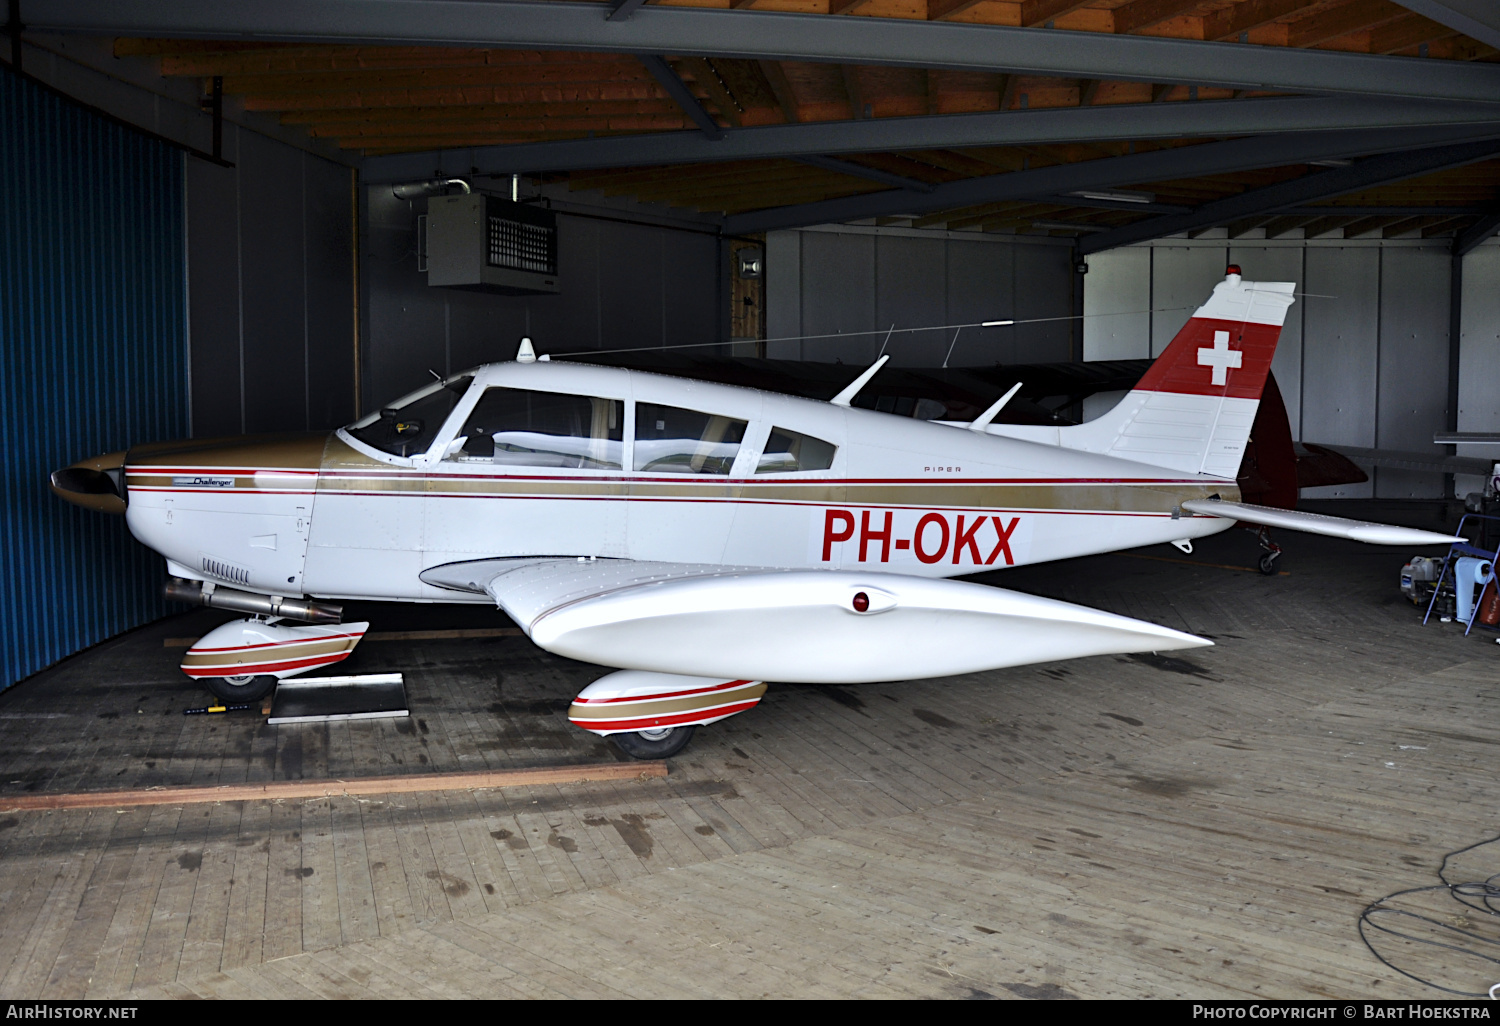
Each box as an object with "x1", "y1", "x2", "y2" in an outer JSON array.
[{"x1": 425, "y1": 193, "x2": 560, "y2": 295}]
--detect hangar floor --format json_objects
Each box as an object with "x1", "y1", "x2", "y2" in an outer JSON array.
[{"x1": 1, "y1": 500, "x2": 1497, "y2": 1000}]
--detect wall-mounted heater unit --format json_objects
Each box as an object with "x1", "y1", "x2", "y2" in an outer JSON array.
[{"x1": 425, "y1": 193, "x2": 560, "y2": 295}]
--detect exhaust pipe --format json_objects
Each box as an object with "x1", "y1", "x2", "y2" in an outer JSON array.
[{"x1": 164, "y1": 579, "x2": 343, "y2": 624}]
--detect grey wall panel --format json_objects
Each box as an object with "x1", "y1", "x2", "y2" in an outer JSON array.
[
  {"x1": 1149, "y1": 246, "x2": 1228, "y2": 356},
  {"x1": 1376, "y1": 247, "x2": 1450, "y2": 498},
  {"x1": 1011, "y1": 243, "x2": 1073, "y2": 364},
  {"x1": 599, "y1": 222, "x2": 667, "y2": 351},
  {"x1": 187, "y1": 125, "x2": 355, "y2": 433},
  {"x1": 1456, "y1": 245, "x2": 1500, "y2": 495},
  {"x1": 448, "y1": 288, "x2": 532, "y2": 372},
  {"x1": 944, "y1": 239, "x2": 1015, "y2": 368},
  {"x1": 1083, "y1": 248, "x2": 1150, "y2": 362},
  {"x1": 185, "y1": 128, "x2": 243, "y2": 437},
  {"x1": 239, "y1": 130, "x2": 308, "y2": 434},
  {"x1": 361, "y1": 192, "x2": 722, "y2": 404},
  {"x1": 765, "y1": 229, "x2": 801, "y2": 355},
  {"x1": 304, "y1": 158, "x2": 355, "y2": 429},
  {"x1": 1301, "y1": 246, "x2": 1380, "y2": 497},
  {"x1": 798, "y1": 231, "x2": 876, "y2": 364},
  {"x1": 663, "y1": 231, "x2": 719, "y2": 352},
  {"x1": 533, "y1": 216, "x2": 604, "y2": 352},
  {"x1": 1229, "y1": 246, "x2": 1305, "y2": 440},
  {"x1": 875, "y1": 234, "x2": 947, "y2": 367}
]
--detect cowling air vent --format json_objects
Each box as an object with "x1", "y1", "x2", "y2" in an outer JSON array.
[{"x1": 201, "y1": 556, "x2": 251, "y2": 586}]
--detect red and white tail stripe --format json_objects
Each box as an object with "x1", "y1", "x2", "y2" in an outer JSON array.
[{"x1": 1069, "y1": 267, "x2": 1296, "y2": 479}]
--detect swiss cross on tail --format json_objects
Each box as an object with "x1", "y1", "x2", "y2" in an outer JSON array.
[
  {"x1": 1132, "y1": 266, "x2": 1293, "y2": 401},
  {"x1": 1197, "y1": 331, "x2": 1241, "y2": 386}
]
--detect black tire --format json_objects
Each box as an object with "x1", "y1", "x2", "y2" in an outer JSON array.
[
  {"x1": 1258, "y1": 552, "x2": 1280, "y2": 576},
  {"x1": 204, "y1": 674, "x2": 276, "y2": 703},
  {"x1": 610, "y1": 725, "x2": 696, "y2": 759}
]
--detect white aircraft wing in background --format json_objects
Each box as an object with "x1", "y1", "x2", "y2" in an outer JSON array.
[
  {"x1": 1180, "y1": 498, "x2": 1463, "y2": 547},
  {"x1": 420, "y1": 556, "x2": 1210, "y2": 685}
]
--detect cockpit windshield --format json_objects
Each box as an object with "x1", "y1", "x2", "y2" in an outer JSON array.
[{"x1": 346, "y1": 374, "x2": 474, "y2": 458}]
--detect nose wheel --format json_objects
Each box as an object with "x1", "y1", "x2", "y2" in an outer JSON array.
[
  {"x1": 204, "y1": 673, "x2": 276, "y2": 703},
  {"x1": 609, "y1": 725, "x2": 697, "y2": 759}
]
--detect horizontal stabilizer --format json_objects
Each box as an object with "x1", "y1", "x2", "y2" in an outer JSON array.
[
  {"x1": 1180, "y1": 498, "x2": 1463, "y2": 546},
  {"x1": 422, "y1": 557, "x2": 1210, "y2": 684}
]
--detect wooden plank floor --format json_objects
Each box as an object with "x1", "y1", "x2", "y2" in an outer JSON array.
[{"x1": 2, "y1": 500, "x2": 1498, "y2": 998}]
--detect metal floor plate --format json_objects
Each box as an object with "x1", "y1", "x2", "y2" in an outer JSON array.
[{"x1": 267, "y1": 673, "x2": 408, "y2": 724}]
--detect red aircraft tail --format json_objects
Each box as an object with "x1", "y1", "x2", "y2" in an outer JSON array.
[{"x1": 1066, "y1": 267, "x2": 1296, "y2": 479}]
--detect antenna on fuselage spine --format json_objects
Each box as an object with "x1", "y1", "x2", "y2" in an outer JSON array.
[
  {"x1": 829, "y1": 354, "x2": 890, "y2": 408},
  {"x1": 968, "y1": 381, "x2": 1023, "y2": 433}
]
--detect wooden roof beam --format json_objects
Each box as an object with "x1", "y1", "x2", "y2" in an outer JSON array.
[
  {"x1": 757, "y1": 61, "x2": 800, "y2": 124},
  {"x1": 1287, "y1": 0, "x2": 1412, "y2": 49},
  {"x1": 1112, "y1": 0, "x2": 1214, "y2": 36},
  {"x1": 1202, "y1": 0, "x2": 1320, "y2": 42},
  {"x1": 927, "y1": 0, "x2": 990, "y2": 21},
  {"x1": 1262, "y1": 214, "x2": 1315, "y2": 237},
  {"x1": 1018, "y1": 1, "x2": 1098, "y2": 29},
  {"x1": 1228, "y1": 215, "x2": 1279, "y2": 238},
  {"x1": 677, "y1": 57, "x2": 744, "y2": 129},
  {"x1": 1370, "y1": 13, "x2": 1461, "y2": 53}
]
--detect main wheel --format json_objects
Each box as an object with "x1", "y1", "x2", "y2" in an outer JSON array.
[
  {"x1": 1258, "y1": 551, "x2": 1281, "y2": 576},
  {"x1": 204, "y1": 674, "x2": 276, "y2": 703},
  {"x1": 610, "y1": 725, "x2": 697, "y2": 759}
]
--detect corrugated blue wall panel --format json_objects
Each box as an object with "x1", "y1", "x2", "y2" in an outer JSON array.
[{"x1": 0, "y1": 70, "x2": 187, "y2": 690}]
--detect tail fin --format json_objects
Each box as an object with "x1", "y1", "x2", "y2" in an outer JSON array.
[{"x1": 1066, "y1": 266, "x2": 1296, "y2": 479}]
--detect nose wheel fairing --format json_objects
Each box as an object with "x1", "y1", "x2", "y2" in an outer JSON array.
[{"x1": 180, "y1": 618, "x2": 370, "y2": 682}]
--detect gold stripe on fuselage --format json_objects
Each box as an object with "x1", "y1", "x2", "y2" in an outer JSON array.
[{"x1": 133, "y1": 432, "x2": 1241, "y2": 514}]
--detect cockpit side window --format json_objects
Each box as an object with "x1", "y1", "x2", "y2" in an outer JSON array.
[
  {"x1": 635, "y1": 403, "x2": 747, "y2": 475},
  {"x1": 347, "y1": 375, "x2": 473, "y2": 458},
  {"x1": 449, "y1": 387, "x2": 624, "y2": 470},
  {"x1": 756, "y1": 427, "x2": 837, "y2": 474}
]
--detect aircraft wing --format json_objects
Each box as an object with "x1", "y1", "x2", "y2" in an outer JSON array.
[
  {"x1": 1180, "y1": 498, "x2": 1463, "y2": 546},
  {"x1": 420, "y1": 557, "x2": 1209, "y2": 684}
]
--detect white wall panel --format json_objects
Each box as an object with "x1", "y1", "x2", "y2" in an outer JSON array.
[
  {"x1": 1149, "y1": 246, "x2": 1228, "y2": 356},
  {"x1": 1457, "y1": 244, "x2": 1500, "y2": 496},
  {"x1": 1230, "y1": 246, "x2": 1305, "y2": 439},
  {"x1": 1376, "y1": 248, "x2": 1450, "y2": 498},
  {"x1": 1301, "y1": 247, "x2": 1380, "y2": 497},
  {"x1": 1083, "y1": 248, "x2": 1150, "y2": 361}
]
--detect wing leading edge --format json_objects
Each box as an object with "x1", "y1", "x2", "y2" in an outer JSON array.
[{"x1": 421, "y1": 557, "x2": 1209, "y2": 684}]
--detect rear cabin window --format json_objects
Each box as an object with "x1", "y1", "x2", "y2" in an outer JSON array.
[
  {"x1": 451, "y1": 388, "x2": 624, "y2": 470},
  {"x1": 756, "y1": 427, "x2": 837, "y2": 473},
  {"x1": 635, "y1": 403, "x2": 747, "y2": 475},
  {"x1": 348, "y1": 375, "x2": 473, "y2": 458}
]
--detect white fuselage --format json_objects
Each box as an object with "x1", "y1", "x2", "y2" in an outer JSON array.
[{"x1": 124, "y1": 360, "x2": 1239, "y2": 603}]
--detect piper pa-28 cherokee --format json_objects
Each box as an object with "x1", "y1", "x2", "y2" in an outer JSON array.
[{"x1": 52, "y1": 267, "x2": 1458, "y2": 758}]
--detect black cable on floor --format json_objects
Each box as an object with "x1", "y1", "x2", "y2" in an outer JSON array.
[{"x1": 1359, "y1": 833, "x2": 1500, "y2": 997}]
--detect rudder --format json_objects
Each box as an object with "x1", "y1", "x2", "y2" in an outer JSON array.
[{"x1": 1065, "y1": 266, "x2": 1296, "y2": 479}]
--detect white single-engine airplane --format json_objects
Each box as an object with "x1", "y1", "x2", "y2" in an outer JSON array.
[{"x1": 53, "y1": 267, "x2": 1458, "y2": 757}]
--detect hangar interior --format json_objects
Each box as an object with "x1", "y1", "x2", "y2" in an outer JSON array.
[{"x1": 4, "y1": 0, "x2": 1500, "y2": 1000}]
